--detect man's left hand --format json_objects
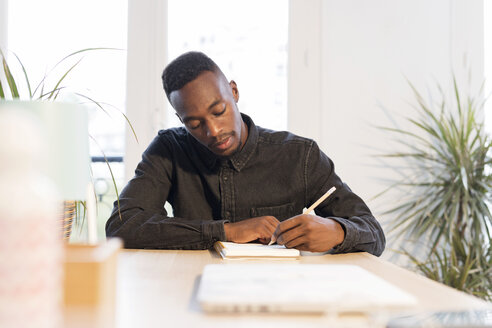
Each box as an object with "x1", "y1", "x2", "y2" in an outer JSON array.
[{"x1": 272, "y1": 214, "x2": 345, "y2": 252}]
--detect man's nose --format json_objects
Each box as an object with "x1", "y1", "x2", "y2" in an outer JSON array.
[{"x1": 205, "y1": 120, "x2": 221, "y2": 138}]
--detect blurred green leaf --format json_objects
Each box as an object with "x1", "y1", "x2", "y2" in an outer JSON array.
[
  {"x1": 47, "y1": 58, "x2": 83, "y2": 100},
  {"x1": 1, "y1": 52, "x2": 19, "y2": 98},
  {"x1": 12, "y1": 51, "x2": 32, "y2": 98},
  {"x1": 90, "y1": 135, "x2": 122, "y2": 221},
  {"x1": 0, "y1": 47, "x2": 133, "y2": 227},
  {"x1": 0, "y1": 78, "x2": 4, "y2": 99}
]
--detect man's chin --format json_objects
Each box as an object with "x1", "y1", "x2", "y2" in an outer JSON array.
[
  {"x1": 211, "y1": 147, "x2": 236, "y2": 158},
  {"x1": 211, "y1": 140, "x2": 242, "y2": 158}
]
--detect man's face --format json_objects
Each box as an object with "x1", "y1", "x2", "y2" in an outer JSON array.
[{"x1": 169, "y1": 70, "x2": 247, "y2": 157}]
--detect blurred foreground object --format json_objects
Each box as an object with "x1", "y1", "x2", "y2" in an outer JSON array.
[
  {"x1": 63, "y1": 238, "x2": 122, "y2": 328},
  {"x1": 0, "y1": 100, "x2": 92, "y2": 241},
  {"x1": 0, "y1": 107, "x2": 62, "y2": 328},
  {"x1": 0, "y1": 100, "x2": 91, "y2": 327}
]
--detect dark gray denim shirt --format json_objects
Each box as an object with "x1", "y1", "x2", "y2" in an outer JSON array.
[{"x1": 106, "y1": 114, "x2": 385, "y2": 256}]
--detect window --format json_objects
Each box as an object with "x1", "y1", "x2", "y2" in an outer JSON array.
[
  {"x1": 167, "y1": 0, "x2": 288, "y2": 131},
  {"x1": 8, "y1": 0, "x2": 128, "y2": 240},
  {"x1": 8, "y1": 0, "x2": 127, "y2": 156}
]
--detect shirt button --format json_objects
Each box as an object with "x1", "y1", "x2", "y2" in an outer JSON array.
[{"x1": 224, "y1": 176, "x2": 228, "y2": 181}]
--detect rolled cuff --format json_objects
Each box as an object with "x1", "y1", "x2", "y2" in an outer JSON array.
[
  {"x1": 202, "y1": 220, "x2": 229, "y2": 244},
  {"x1": 328, "y1": 216, "x2": 359, "y2": 253}
]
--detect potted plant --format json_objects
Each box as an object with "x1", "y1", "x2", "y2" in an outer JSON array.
[
  {"x1": 0, "y1": 48, "x2": 135, "y2": 239},
  {"x1": 378, "y1": 77, "x2": 492, "y2": 301}
]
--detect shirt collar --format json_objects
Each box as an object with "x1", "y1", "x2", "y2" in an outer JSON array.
[{"x1": 187, "y1": 113, "x2": 258, "y2": 172}]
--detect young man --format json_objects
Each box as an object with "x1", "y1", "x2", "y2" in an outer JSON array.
[{"x1": 106, "y1": 51, "x2": 385, "y2": 255}]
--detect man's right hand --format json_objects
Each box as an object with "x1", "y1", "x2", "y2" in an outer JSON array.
[{"x1": 224, "y1": 216, "x2": 280, "y2": 244}]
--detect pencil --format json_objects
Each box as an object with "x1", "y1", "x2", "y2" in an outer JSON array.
[
  {"x1": 268, "y1": 186, "x2": 337, "y2": 245},
  {"x1": 303, "y1": 186, "x2": 337, "y2": 214}
]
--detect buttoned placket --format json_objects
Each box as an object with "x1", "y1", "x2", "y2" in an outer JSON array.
[{"x1": 219, "y1": 161, "x2": 235, "y2": 222}]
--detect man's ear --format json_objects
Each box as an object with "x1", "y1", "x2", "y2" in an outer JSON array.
[
  {"x1": 229, "y1": 80, "x2": 239, "y2": 103},
  {"x1": 175, "y1": 112, "x2": 183, "y2": 123}
]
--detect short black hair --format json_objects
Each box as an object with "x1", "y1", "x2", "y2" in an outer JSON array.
[{"x1": 162, "y1": 51, "x2": 220, "y2": 101}]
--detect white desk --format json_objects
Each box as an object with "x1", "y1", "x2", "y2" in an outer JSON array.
[{"x1": 111, "y1": 249, "x2": 491, "y2": 328}]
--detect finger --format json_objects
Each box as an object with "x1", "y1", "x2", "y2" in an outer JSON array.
[
  {"x1": 259, "y1": 217, "x2": 279, "y2": 243},
  {"x1": 284, "y1": 235, "x2": 307, "y2": 249},
  {"x1": 267, "y1": 216, "x2": 281, "y2": 224},
  {"x1": 266, "y1": 218, "x2": 280, "y2": 232},
  {"x1": 276, "y1": 226, "x2": 304, "y2": 246},
  {"x1": 255, "y1": 216, "x2": 279, "y2": 229},
  {"x1": 255, "y1": 217, "x2": 277, "y2": 235},
  {"x1": 261, "y1": 216, "x2": 280, "y2": 230},
  {"x1": 258, "y1": 223, "x2": 277, "y2": 240},
  {"x1": 292, "y1": 243, "x2": 311, "y2": 251},
  {"x1": 272, "y1": 215, "x2": 303, "y2": 238},
  {"x1": 258, "y1": 237, "x2": 269, "y2": 244}
]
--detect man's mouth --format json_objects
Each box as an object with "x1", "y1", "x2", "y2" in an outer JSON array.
[{"x1": 210, "y1": 135, "x2": 233, "y2": 151}]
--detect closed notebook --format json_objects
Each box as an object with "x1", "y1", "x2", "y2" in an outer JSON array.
[{"x1": 214, "y1": 241, "x2": 300, "y2": 259}]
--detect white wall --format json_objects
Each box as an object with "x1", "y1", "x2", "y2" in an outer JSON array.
[
  {"x1": 289, "y1": 0, "x2": 484, "y2": 220},
  {"x1": 0, "y1": 0, "x2": 7, "y2": 52},
  {"x1": 0, "y1": 0, "x2": 7, "y2": 92},
  {"x1": 125, "y1": 0, "x2": 168, "y2": 181},
  {"x1": 288, "y1": 0, "x2": 322, "y2": 142}
]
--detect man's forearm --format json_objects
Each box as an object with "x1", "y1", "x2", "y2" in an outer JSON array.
[{"x1": 105, "y1": 208, "x2": 227, "y2": 249}]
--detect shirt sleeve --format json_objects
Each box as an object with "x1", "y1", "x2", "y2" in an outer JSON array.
[
  {"x1": 105, "y1": 134, "x2": 227, "y2": 249},
  {"x1": 304, "y1": 140, "x2": 386, "y2": 256}
]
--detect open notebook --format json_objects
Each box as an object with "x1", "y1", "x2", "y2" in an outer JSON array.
[
  {"x1": 197, "y1": 264, "x2": 418, "y2": 313},
  {"x1": 214, "y1": 241, "x2": 300, "y2": 259}
]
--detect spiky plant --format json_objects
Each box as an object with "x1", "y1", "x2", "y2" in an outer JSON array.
[
  {"x1": 379, "y1": 77, "x2": 492, "y2": 300},
  {"x1": 0, "y1": 48, "x2": 135, "y2": 233}
]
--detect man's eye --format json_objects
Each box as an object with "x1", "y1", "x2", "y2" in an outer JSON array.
[
  {"x1": 214, "y1": 105, "x2": 226, "y2": 116},
  {"x1": 187, "y1": 122, "x2": 200, "y2": 130}
]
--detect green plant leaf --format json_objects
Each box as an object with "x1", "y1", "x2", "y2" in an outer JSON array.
[
  {"x1": 0, "y1": 78, "x2": 4, "y2": 99},
  {"x1": 73, "y1": 92, "x2": 111, "y2": 116},
  {"x1": 54, "y1": 47, "x2": 122, "y2": 69},
  {"x1": 378, "y1": 75, "x2": 492, "y2": 301},
  {"x1": 1, "y1": 52, "x2": 19, "y2": 98},
  {"x1": 89, "y1": 135, "x2": 122, "y2": 221},
  {"x1": 75, "y1": 94, "x2": 139, "y2": 144},
  {"x1": 12, "y1": 52, "x2": 32, "y2": 98},
  {"x1": 47, "y1": 58, "x2": 83, "y2": 100},
  {"x1": 38, "y1": 87, "x2": 66, "y2": 100},
  {"x1": 0, "y1": 50, "x2": 6, "y2": 99},
  {"x1": 453, "y1": 76, "x2": 462, "y2": 115},
  {"x1": 31, "y1": 47, "x2": 122, "y2": 98}
]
